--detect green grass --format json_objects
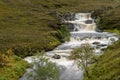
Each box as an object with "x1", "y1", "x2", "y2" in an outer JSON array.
[
  {"x1": 0, "y1": 0, "x2": 118, "y2": 52},
  {"x1": 84, "y1": 40, "x2": 120, "y2": 80},
  {"x1": 98, "y1": 6, "x2": 120, "y2": 32},
  {"x1": 0, "y1": 55, "x2": 28, "y2": 80}
]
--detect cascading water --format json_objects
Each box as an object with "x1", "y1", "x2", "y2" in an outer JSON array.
[
  {"x1": 19, "y1": 13, "x2": 119, "y2": 80},
  {"x1": 66, "y1": 13, "x2": 96, "y2": 32}
]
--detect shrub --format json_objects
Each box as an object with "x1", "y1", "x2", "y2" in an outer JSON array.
[
  {"x1": 26, "y1": 52, "x2": 60, "y2": 80},
  {"x1": 0, "y1": 55, "x2": 28, "y2": 80},
  {"x1": 57, "y1": 25, "x2": 70, "y2": 42},
  {"x1": 0, "y1": 53, "x2": 10, "y2": 67}
]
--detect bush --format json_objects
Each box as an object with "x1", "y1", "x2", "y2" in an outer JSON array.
[
  {"x1": 57, "y1": 25, "x2": 70, "y2": 42},
  {"x1": 0, "y1": 56, "x2": 28, "y2": 80},
  {"x1": 26, "y1": 52, "x2": 60, "y2": 80},
  {"x1": 12, "y1": 45, "x2": 38, "y2": 58}
]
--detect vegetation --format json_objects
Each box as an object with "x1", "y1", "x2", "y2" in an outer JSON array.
[
  {"x1": 0, "y1": 55, "x2": 28, "y2": 80},
  {"x1": 69, "y1": 44, "x2": 97, "y2": 78},
  {"x1": 0, "y1": 0, "x2": 119, "y2": 55},
  {"x1": 58, "y1": 25, "x2": 70, "y2": 42},
  {"x1": 104, "y1": 29, "x2": 120, "y2": 35},
  {"x1": 0, "y1": 0, "x2": 118, "y2": 53},
  {"x1": 94, "y1": 2, "x2": 120, "y2": 33},
  {"x1": 0, "y1": 0, "x2": 120, "y2": 80},
  {"x1": 27, "y1": 52, "x2": 60, "y2": 80},
  {"x1": 84, "y1": 40, "x2": 120, "y2": 80}
]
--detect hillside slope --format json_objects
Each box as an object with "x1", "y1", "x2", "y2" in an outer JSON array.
[
  {"x1": 86, "y1": 40, "x2": 120, "y2": 80},
  {"x1": 0, "y1": 0, "x2": 119, "y2": 54}
]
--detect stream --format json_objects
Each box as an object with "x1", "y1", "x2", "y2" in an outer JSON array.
[{"x1": 19, "y1": 13, "x2": 119, "y2": 80}]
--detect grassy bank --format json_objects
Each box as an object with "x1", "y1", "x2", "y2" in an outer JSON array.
[
  {"x1": 98, "y1": 7, "x2": 120, "y2": 32},
  {"x1": 0, "y1": 55, "x2": 28, "y2": 80},
  {"x1": 84, "y1": 40, "x2": 120, "y2": 80}
]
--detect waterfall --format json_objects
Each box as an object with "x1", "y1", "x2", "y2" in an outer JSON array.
[
  {"x1": 19, "y1": 13, "x2": 119, "y2": 80},
  {"x1": 75, "y1": 13, "x2": 92, "y2": 21},
  {"x1": 66, "y1": 13, "x2": 96, "y2": 32}
]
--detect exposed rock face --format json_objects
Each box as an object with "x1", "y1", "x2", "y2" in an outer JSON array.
[
  {"x1": 63, "y1": 13, "x2": 75, "y2": 21},
  {"x1": 65, "y1": 23, "x2": 74, "y2": 32},
  {"x1": 55, "y1": 12, "x2": 75, "y2": 22}
]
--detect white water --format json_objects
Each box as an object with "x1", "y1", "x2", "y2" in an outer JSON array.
[
  {"x1": 66, "y1": 13, "x2": 96, "y2": 32},
  {"x1": 20, "y1": 13, "x2": 119, "y2": 80}
]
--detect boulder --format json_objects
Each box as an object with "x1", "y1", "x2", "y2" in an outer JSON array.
[
  {"x1": 92, "y1": 42, "x2": 100, "y2": 45},
  {"x1": 52, "y1": 54, "x2": 61, "y2": 59}
]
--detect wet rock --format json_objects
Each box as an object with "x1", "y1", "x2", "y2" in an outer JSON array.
[
  {"x1": 52, "y1": 54, "x2": 61, "y2": 59},
  {"x1": 96, "y1": 46, "x2": 100, "y2": 49},
  {"x1": 98, "y1": 44, "x2": 107, "y2": 47},
  {"x1": 110, "y1": 38, "x2": 115, "y2": 42},
  {"x1": 63, "y1": 13, "x2": 75, "y2": 21},
  {"x1": 92, "y1": 42, "x2": 100, "y2": 45},
  {"x1": 65, "y1": 23, "x2": 74, "y2": 31},
  {"x1": 85, "y1": 20, "x2": 93, "y2": 24},
  {"x1": 101, "y1": 48, "x2": 106, "y2": 51}
]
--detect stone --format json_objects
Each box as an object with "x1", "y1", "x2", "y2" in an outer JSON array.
[
  {"x1": 52, "y1": 54, "x2": 61, "y2": 59},
  {"x1": 92, "y1": 42, "x2": 100, "y2": 45}
]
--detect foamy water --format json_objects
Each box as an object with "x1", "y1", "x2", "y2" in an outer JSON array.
[{"x1": 19, "y1": 13, "x2": 119, "y2": 80}]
